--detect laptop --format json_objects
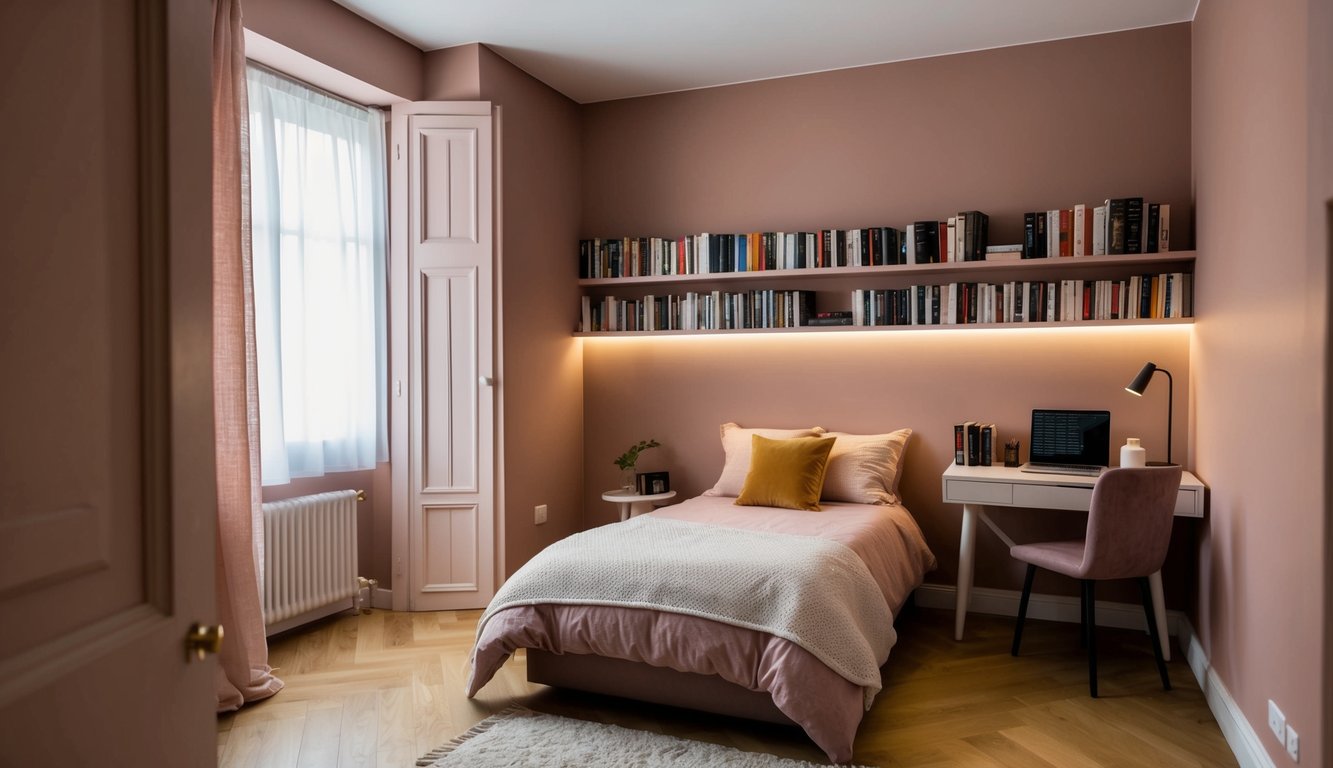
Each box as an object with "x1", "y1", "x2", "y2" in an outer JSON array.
[{"x1": 1021, "y1": 409, "x2": 1111, "y2": 476}]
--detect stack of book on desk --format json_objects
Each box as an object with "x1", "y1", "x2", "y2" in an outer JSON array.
[{"x1": 953, "y1": 422, "x2": 995, "y2": 466}]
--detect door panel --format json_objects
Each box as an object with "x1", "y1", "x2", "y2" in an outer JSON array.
[
  {"x1": 419, "y1": 127, "x2": 479, "y2": 243},
  {"x1": 0, "y1": 0, "x2": 216, "y2": 764},
  {"x1": 421, "y1": 504, "x2": 479, "y2": 591},
  {"x1": 391, "y1": 105, "x2": 495, "y2": 612},
  {"x1": 421, "y1": 267, "x2": 479, "y2": 492}
]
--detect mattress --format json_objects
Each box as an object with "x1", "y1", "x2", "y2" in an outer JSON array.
[{"x1": 468, "y1": 495, "x2": 936, "y2": 763}]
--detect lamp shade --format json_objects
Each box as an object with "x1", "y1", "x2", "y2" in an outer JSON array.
[{"x1": 1126, "y1": 362, "x2": 1158, "y2": 395}]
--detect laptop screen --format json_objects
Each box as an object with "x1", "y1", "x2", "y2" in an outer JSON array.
[{"x1": 1029, "y1": 409, "x2": 1111, "y2": 467}]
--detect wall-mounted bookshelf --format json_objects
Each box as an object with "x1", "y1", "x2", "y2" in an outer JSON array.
[{"x1": 576, "y1": 201, "x2": 1192, "y2": 336}]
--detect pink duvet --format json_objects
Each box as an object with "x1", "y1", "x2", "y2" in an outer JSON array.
[{"x1": 468, "y1": 495, "x2": 936, "y2": 764}]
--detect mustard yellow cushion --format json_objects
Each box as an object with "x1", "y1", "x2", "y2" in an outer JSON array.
[{"x1": 735, "y1": 435, "x2": 837, "y2": 511}]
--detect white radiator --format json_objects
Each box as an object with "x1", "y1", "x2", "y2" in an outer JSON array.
[{"x1": 262, "y1": 489, "x2": 362, "y2": 636}]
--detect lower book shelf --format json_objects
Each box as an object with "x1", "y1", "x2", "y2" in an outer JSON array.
[{"x1": 577, "y1": 273, "x2": 1192, "y2": 334}]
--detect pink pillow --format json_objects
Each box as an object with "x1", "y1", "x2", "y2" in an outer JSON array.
[
  {"x1": 702, "y1": 423, "x2": 826, "y2": 497},
  {"x1": 820, "y1": 429, "x2": 913, "y2": 504}
]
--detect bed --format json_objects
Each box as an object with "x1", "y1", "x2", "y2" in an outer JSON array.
[{"x1": 467, "y1": 425, "x2": 937, "y2": 764}]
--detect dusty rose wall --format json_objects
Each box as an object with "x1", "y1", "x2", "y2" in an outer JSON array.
[
  {"x1": 580, "y1": 26, "x2": 1196, "y2": 604},
  {"x1": 242, "y1": 0, "x2": 423, "y2": 100},
  {"x1": 582, "y1": 25, "x2": 1192, "y2": 242},
  {"x1": 423, "y1": 44, "x2": 482, "y2": 101},
  {"x1": 1193, "y1": 2, "x2": 1326, "y2": 764},
  {"x1": 1318, "y1": 0, "x2": 1333, "y2": 752},
  {"x1": 420, "y1": 46, "x2": 585, "y2": 577}
]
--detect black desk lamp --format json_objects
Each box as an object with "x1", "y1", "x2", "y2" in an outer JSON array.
[{"x1": 1125, "y1": 362, "x2": 1174, "y2": 466}]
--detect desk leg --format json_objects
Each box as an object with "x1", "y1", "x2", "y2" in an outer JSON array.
[
  {"x1": 955, "y1": 504, "x2": 979, "y2": 641},
  {"x1": 618, "y1": 503, "x2": 630, "y2": 522},
  {"x1": 1148, "y1": 570, "x2": 1171, "y2": 662}
]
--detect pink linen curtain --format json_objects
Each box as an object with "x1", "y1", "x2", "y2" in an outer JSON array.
[{"x1": 212, "y1": 0, "x2": 283, "y2": 711}]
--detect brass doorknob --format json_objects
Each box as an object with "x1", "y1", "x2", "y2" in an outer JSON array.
[{"x1": 185, "y1": 623, "x2": 224, "y2": 661}]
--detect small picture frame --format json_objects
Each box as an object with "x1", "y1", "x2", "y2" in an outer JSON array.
[{"x1": 636, "y1": 471, "x2": 670, "y2": 495}]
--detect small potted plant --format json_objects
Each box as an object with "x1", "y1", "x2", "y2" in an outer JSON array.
[{"x1": 614, "y1": 439, "x2": 660, "y2": 491}]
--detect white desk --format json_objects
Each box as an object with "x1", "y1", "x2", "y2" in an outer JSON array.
[
  {"x1": 941, "y1": 463, "x2": 1205, "y2": 660},
  {"x1": 602, "y1": 489, "x2": 677, "y2": 521}
]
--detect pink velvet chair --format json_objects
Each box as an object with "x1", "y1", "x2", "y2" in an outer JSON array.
[{"x1": 1009, "y1": 465, "x2": 1183, "y2": 697}]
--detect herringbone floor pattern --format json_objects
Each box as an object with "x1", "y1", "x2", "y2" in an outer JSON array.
[{"x1": 217, "y1": 605, "x2": 1238, "y2": 767}]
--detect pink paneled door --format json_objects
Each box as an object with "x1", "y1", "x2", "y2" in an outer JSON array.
[
  {"x1": 0, "y1": 0, "x2": 217, "y2": 765},
  {"x1": 390, "y1": 103, "x2": 497, "y2": 610}
]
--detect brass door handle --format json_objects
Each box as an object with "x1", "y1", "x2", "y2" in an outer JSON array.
[{"x1": 185, "y1": 622, "x2": 224, "y2": 661}]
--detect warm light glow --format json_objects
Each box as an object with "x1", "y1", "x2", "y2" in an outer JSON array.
[{"x1": 579, "y1": 322, "x2": 1193, "y2": 344}]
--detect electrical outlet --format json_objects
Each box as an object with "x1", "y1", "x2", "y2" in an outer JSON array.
[
  {"x1": 1268, "y1": 700, "x2": 1286, "y2": 742},
  {"x1": 1285, "y1": 725, "x2": 1299, "y2": 762},
  {"x1": 534, "y1": 504, "x2": 547, "y2": 525}
]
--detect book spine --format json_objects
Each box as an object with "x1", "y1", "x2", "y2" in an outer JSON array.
[
  {"x1": 913, "y1": 221, "x2": 940, "y2": 263},
  {"x1": 1073, "y1": 204, "x2": 1086, "y2": 257},
  {"x1": 1093, "y1": 205, "x2": 1107, "y2": 255},
  {"x1": 1125, "y1": 197, "x2": 1144, "y2": 254},
  {"x1": 1023, "y1": 212, "x2": 1036, "y2": 258},
  {"x1": 954, "y1": 424, "x2": 966, "y2": 465},
  {"x1": 1107, "y1": 199, "x2": 1127, "y2": 254},
  {"x1": 980, "y1": 425, "x2": 993, "y2": 466},
  {"x1": 1158, "y1": 204, "x2": 1170, "y2": 252},
  {"x1": 1146, "y1": 203, "x2": 1160, "y2": 253}
]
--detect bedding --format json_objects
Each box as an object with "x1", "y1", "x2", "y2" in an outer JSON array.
[{"x1": 467, "y1": 495, "x2": 936, "y2": 763}]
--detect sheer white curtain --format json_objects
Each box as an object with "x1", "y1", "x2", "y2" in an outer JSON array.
[{"x1": 247, "y1": 65, "x2": 388, "y2": 485}]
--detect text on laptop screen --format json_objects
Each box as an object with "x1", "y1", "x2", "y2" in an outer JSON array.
[{"x1": 1029, "y1": 409, "x2": 1111, "y2": 466}]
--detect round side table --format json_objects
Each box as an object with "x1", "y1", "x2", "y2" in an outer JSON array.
[{"x1": 601, "y1": 489, "x2": 677, "y2": 521}]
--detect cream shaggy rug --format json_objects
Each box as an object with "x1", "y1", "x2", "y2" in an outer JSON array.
[{"x1": 416, "y1": 706, "x2": 869, "y2": 767}]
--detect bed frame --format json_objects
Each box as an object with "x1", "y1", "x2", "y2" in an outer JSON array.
[{"x1": 526, "y1": 648, "x2": 796, "y2": 725}]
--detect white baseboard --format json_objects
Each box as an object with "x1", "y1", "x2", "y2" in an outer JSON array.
[
  {"x1": 912, "y1": 583, "x2": 1184, "y2": 635},
  {"x1": 1176, "y1": 617, "x2": 1276, "y2": 768},
  {"x1": 369, "y1": 587, "x2": 393, "y2": 611},
  {"x1": 912, "y1": 584, "x2": 1273, "y2": 768}
]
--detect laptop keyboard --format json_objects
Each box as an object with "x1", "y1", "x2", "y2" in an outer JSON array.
[{"x1": 1021, "y1": 463, "x2": 1104, "y2": 477}]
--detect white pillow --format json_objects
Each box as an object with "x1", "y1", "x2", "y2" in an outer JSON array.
[
  {"x1": 702, "y1": 423, "x2": 826, "y2": 497},
  {"x1": 820, "y1": 428, "x2": 913, "y2": 504}
]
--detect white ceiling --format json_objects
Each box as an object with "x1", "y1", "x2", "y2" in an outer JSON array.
[{"x1": 332, "y1": 0, "x2": 1198, "y2": 104}]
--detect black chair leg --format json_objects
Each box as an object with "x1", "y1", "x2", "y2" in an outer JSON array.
[
  {"x1": 1011, "y1": 564, "x2": 1037, "y2": 656},
  {"x1": 1083, "y1": 580, "x2": 1098, "y2": 698},
  {"x1": 1079, "y1": 584, "x2": 1088, "y2": 649},
  {"x1": 1139, "y1": 577, "x2": 1172, "y2": 691}
]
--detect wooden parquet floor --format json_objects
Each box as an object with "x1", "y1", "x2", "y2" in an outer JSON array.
[{"x1": 216, "y1": 605, "x2": 1238, "y2": 767}]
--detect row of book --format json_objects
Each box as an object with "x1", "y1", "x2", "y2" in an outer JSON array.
[
  {"x1": 1023, "y1": 199, "x2": 1170, "y2": 258},
  {"x1": 578, "y1": 229, "x2": 910, "y2": 280},
  {"x1": 579, "y1": 290, "x2": 816, "y2": 333},
  {"x1": 850, "y1": 273, "x2": 1192, "y2": 326},
  {"x1": 578, "y1": 197, "x2": 1174, "y2": 280},
  {"x1": 954, "y1": 422, "x2": 997, "y2": 466},
  {"x1": 577, "y1": 213, "x2": 991, "y2": 281},
  {"x1": 578, "y1": 272, "x2": 1191, "y2": 333}
]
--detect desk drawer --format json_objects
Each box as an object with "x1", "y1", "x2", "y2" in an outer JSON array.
[
  {"x1": 1174, "y1": 488, "x2": 1203, "y2": 518},
  {"x1": 1013, "y1": 483, "x2": 1092, "y2": 511},
  {"x1": 944, "y1": 479, "x2": 1012, "y2": 505}
]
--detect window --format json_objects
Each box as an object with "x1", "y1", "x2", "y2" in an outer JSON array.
[{"x1": 246, "y1": 65, "x2": 387, "y2": 485}]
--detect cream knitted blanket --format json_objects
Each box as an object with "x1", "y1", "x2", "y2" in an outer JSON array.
[{"x1": 476, "y1": 516, "x2": 894, "y2": 704}]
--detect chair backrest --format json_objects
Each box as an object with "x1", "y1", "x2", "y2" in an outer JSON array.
[{"x1": 1080, "y1": 466, "x2": 1184, "y2": 580}]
